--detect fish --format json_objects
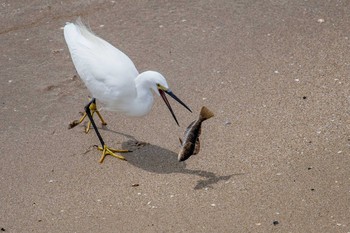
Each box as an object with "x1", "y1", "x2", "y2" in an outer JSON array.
[{"x1": 178, "y1": 106, "x2": 214, "y2": 162}]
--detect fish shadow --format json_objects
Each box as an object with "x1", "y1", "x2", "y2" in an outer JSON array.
[
  {"x1": 117, "y1": 139, "x2": 241, "y2": 190},
  {"x1": 99, "y1": 128, "x2": 243, "y2": 189}
]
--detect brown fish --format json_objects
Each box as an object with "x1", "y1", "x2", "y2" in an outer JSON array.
[{"x1": 178, "y1": 106, "x2": 214, "y2": 162}]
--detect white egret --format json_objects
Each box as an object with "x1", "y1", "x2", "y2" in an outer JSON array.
[{"x1": 64, "y1": 19, "x2": 191, "y2": 163}]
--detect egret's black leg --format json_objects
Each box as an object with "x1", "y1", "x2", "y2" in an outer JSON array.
[
  {"x1": 68, "y1": 97, "x2": 107, "y2": 133},
  {"x1": 84, "y1": 98, "x2": 129, "y2": 163},
  {"x1": 84, "y1": 98, "x2": 105, "y2": 147}
]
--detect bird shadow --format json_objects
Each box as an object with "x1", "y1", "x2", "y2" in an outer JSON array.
[
  {"x1": 97, "y1": 128, "x2": 243, "y2": 189},
  {"x1": 116, "y1": 138, "x2": 243, "y2": 190}
]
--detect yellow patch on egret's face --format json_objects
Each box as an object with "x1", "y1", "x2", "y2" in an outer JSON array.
[{"x1": 157, "y1": 83, "x2": 167, "y2": 91}]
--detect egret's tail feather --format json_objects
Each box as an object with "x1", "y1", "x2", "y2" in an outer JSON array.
[
  {"x1": 74, "y1": 18, "x2": 100, "y2": 42},
  {"x1": 64, "y1": 17, "x2": 106, "y2": 52}
]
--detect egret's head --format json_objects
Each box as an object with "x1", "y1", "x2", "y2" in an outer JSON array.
[
  {"x1": 144, "y1": 71, "x2": 192, "y2": 126},
  {"x1": 148, "y1": 72, "x2": 168, "y2": 96}
]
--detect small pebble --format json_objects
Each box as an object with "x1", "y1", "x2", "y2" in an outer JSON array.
[
  {"x1": 51, "y1": 49, "x2": 61, "y2": 54},
  {"x1": 273, "y1": 220, "x2": 279, "y2": 225},
  {"x1": 224, "y1": 121, "x2": 231, "y2": 125},
  {"x1": 317, "y1": 18, "x2": 325, "y2": 23}
]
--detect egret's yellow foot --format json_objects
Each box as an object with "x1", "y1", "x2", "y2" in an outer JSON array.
[
  {"x1": 97, "y1": 145, "x2": 129, "y2": 163},
  {"x1": 68, "y1": 112, "x2": 87, "y2": 129},
  {"x1": 68, "y1": 101, "x2": 107, "y2": 133}
]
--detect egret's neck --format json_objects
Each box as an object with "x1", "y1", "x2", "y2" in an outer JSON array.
[
  {"x1": 128, "y1": 75, "x2": 155, "y2": 116},
  {"x1": 135, "y1": 76, "x2": 154, "y2": 100}
]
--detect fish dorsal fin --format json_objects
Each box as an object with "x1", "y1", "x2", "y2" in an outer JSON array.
[
  {"x1": 184, "y1": 120, "x2": 196, "y2": 136},
  {"x1": 199, "y1": 106, "x2": 214, "y2": 121},
  {"x1": 179, "y1": 137, "x2": 183, "y2": 145},
  {"x1": 193, "y1": 138, "x2": 200, "y2": 155}
]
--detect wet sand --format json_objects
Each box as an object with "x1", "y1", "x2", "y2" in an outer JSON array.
[{"x1": 1, "y1": 1, "x2": 349, "y2": 232}]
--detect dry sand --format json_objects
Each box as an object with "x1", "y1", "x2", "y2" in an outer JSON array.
[{"x1": 1, "y1": 1, "x2": 349, "y2": 232}]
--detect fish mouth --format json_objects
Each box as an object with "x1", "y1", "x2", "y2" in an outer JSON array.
[
  {"x1": 178, "y1": 152, "x2": 191, "y2": 162},
  {"x1": 159, "y1": 89, "x2": 192, "y2": 126}
]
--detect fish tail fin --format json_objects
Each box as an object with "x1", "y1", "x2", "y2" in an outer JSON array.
[{"x1": 199, "y1": 106, "x2": 214, "y2": 121}]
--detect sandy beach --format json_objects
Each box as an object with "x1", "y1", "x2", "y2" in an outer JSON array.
[{"x1": 1, "y1": 1, "x2": 349, "y2": 232}]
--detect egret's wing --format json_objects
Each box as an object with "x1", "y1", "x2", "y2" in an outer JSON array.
[{"x1": 64, "y1": 21, "x2": 138, "y2": 104}]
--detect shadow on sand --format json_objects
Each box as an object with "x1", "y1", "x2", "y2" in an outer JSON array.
[
  {"x1": 118, "y1": 138, "x2": 242, "y2": 190},
  {"x1": 81, "y1": 128, "x2": 245, "y2": 189},
  {"x1": 74, "y1": 109, "x2": 240, "y2": 189}
]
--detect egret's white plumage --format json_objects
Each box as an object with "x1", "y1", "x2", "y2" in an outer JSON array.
[
  {"x1": 64, "y1": 19, "x2": 191, "y2": 162},
  {"x1": 64, "y1": 19, "x2": 170, "y2": 116}
]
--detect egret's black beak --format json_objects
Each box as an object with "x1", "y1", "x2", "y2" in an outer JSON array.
[{"x1": 159, "y1": 89, "x2": 192, "y2": 126}]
